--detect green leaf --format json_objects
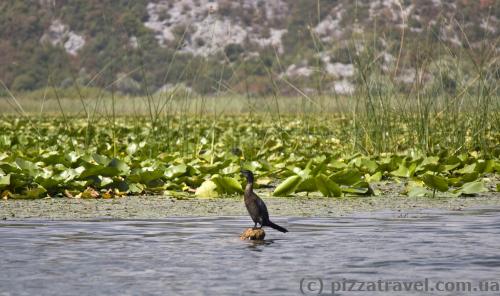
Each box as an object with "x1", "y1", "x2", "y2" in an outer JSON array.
[
  {"x1": 461, "y1": 172, "x2": 479, "y2": 183},
  {"x1": 100, "y1": 177, "x2": 114, "y2": 187},
  {"x1": 273, "y1": 175, "x2": 301, "y2": 197},
  {"x1": 165, "y1": 164, "x2": 187, "y2": 179},
  {"x1": 407, "y1": 186, "x2": 431, "y2": 197},
  {"x1": 25, "y1": 186, "x2": 47, "y2": 199},
  {"x1": 419, "y1": 156, "x2": 440, "y2": 169},
  {"x1": 390, "y1": 163, "x2": 410, "y2": 178},
  {"x1": 329, "y1": 160, "x2": 347, "y2": 169},
  {"x1": 126, "y1": 143, "x2": 138, "y2": 155},
  {"x1": 195, "y1": 180, "x2": 219, "y2": 198},
  {"x1": 65, "y1": 151, "x2": 80, "y2": 164},
  {"x1": 128, "y1": 183, "x2": 145, "y2": 194},
  {"x1": 358, "y1": 157, "x2": 378, "y2": 174},
  {"x1": 342, "y1": 187, "x2": 370, "y2": 195},
  {"x1": 442, "y1": 162, "x2": 461, "y2": 172},
  {"x1": 139, "y1": 169, "x2": 165, "y2": 183},
  {"x1": 458, "y1": 180, "x2": 488, "y2": 195},
  {"x1": 211, "y1": 175, "x2": 243, "y2": 194},
  {"x1": 92, "y1": 154, "x2": 111, "y2": 166},
  {"x1": 295, "y1": 177, "x2": 317, "y2": 193},
  {"x1": 315, "y1": 174, "x2": 341, "y2": 197},
  {"x1": 15, "y1": 158, "x2": 39, "y2": 177},
  {"x1": 34, "y1": 176, "x2": 59, "y2": 190},
  {"x1": 330, "y1": 169, "x2": 362, "y2": 186},
  {"x1": 456, "y1": 163, "x2": 476, "y2": 174},
  {"x1": 0, "y1": 174, "x2": 11, "y2": 189},
  {"x1": 109, "y1": 158, "x2": 130, "y2": 175},
  {"x1": 422, "y1": 174, "x2": 449, "y2": 192},
  {"x1": 366, "y1": 171, "x2": 382, "y2": 182},
  {"x1": 79, "y1": 165, "x2": 120, "y2": 178}
]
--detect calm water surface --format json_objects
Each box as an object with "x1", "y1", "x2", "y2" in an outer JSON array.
[{"x1": 1, "y1": 208, "x2": 500, "y2": 296}]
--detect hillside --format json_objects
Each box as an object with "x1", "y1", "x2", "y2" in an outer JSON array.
[{"x1": 0, "y1": 0, "x2": 498, "y2": 96}]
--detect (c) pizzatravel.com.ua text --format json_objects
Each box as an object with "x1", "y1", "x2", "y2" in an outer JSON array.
[{"x1": 299, "y1": 278, "x2": 500, "y2": 295}]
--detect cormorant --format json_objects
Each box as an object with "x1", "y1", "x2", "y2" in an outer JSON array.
[{"x1": 240, "y1": 170, "x2": 288, "y2": 233}]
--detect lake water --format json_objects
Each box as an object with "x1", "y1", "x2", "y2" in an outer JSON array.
[{"x1": 1, "y1": 208, "x2": 500, "y2": 296}]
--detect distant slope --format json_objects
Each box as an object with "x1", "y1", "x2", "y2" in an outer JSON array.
[{"x1": 0, "y1": 0, "x2": 497, "y2": 95}]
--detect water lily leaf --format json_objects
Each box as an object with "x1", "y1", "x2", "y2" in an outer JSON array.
[
  {"x1": 126, "y1": 143, "x2": 138, "y2": 155},
  {"x1": 15, "y1": 158, "x2": 39, "y2": 177},
  {"x1": 443, "y1": 155, "x2": 462, "y2": 167},
  {"x1": 456, "y1": 163, "x2": 476, "y2": 174},
  {"x1": 41, "y1": 151, "x2": 65, "y2": 165},
  {"x1": 442, "y1": 162, "x2": 461, "y2": 172},
  {"x1": 359, "y1": 158, "x2": 378, "y2": 174},
  {"x1": 342, "y1": 186, "x2": 369, "y2": 195},
  {"x1": 34, "y1": 176, "x2": 59, "y2": 190},
  {"x1": 461, "y1": 172, "x2": 479, "y2": 183},
  {"x1": 295, "y1": 176, "x2": 316, "y2": 193},
  {"x1": 458, "y1": 180, "x2": 488, "y2": 195},
  {"x1": 329, "y1": 160, "x2": 347, "y2": 169},
  {"x1": 311, "y1": 156, "x2": 329, "y2": 176},
  {"x1": 315, "y1": 174, "x2": 341, "y2": 197},
  {"x1": 128, "y1": 183, "x2": 144, "y2": 194},
  {"x1": 293, "y1": 167, "x2": 311, "y2": 179},
  {"x1": 422, "y1": 174, "x2": 449, "y2": 192},
  {"x1": 330, "y1": 169, "x2": 362, "y2": 186},
  {"x1": 195, "y1": 180, "x2": 219, "y2": 198},
  {"x1": 60, "y1": 167, "x2": 85, "y2": 181},
  {"x1": 211, "y1": 175, "x2": 243, "y2": 194},
  {"x1": 273, "y1": 175, "x2": 301, "y2": 196},
  {"x1": 420, "y1": 156, "x2": 440, "y2": 167},
  {"x1": 66, "y1": 151, "x2": 80, "y2": 164},
  {"x1": 391, "y1": 163, "x2": 410, "y2": 178},
  {"x1": 139, "y1": 169, "x2": 165, "y2": 183},
  {"x1": 407, "y1": 186, "x2": 431, "y2": 197},
  {"x1": 483, "y1": 160, "x2": 495, "y2": 173},
  {"x1": 165, "y1": 164, "x2": 187, "y2": 179},
  {"x1": 474, "y1": 160, "x2": 488, "y2": 174},
  {"x1": 79, "y1": 165, "x2": 120, "y2": 179},
  {"x1": 100, "y1": 177, "x2": 114, "y2": 187},
  {"x1": 92, "y1": 154, "x2": 110, "y2": 166},
  {"x1": 109, "y1": 158, "x2": 130, "y2": 175},
  {"x1": 366, "y1": 171, "x2": 382, "y2": 182},
  {"x1": 256, "y1": 176, "x2": 272, "y2": 186},
  {"x1": 0, "y1": 174, "x2": 11, "y2": 189},
  {"x1": 221, "y1": 164, "x2": 240, "y2": 175},
  {"x1": 0, "y1": 162, "x2": 20, "y2": 174},
  {"x1": 0, "y1": 135, "x2": 12, "y2": 147},
  {"x1": 24, "y1": 186, "x2": 47, "y2": 199},
  {"x1": 417, "y1": 156, "x2": 442, "y2": 173}
]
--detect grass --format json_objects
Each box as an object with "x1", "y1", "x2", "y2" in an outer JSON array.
[{"x1": 0, "y1": 11, "x2": 498, "y2": 199}]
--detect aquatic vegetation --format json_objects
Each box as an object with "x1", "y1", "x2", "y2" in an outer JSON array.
[{"x1": 0, "y1": 115, "x2": 498, "y2": 199}]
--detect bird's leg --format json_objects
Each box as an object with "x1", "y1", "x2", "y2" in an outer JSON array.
[{"x1": 253, "y1": 222, "x2": 258, "y2": 229}]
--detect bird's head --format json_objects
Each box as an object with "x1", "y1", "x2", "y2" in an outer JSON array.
[{"x1": 240, "y1": 169, "x2": 254, "y2": 183}]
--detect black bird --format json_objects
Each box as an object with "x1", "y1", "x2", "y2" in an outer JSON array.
[{"x1": 240, "y1": 170, "x2": 288, "y2": 233}]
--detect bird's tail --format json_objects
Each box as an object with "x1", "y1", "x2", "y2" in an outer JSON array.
[{"x1": 267, "y1": 221, "x2": 288, "y2": 233}]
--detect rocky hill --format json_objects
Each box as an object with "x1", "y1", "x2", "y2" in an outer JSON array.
[{"x1": 0, "y1": 0, "x2": 498, "y2": 96}]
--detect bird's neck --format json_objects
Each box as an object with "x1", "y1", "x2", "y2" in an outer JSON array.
[{"x1": 245, "y1": 181, "x2": 254, "y2": 193}]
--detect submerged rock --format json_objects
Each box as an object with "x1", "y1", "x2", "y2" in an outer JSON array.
[{"x1": 240, "y1": 228, "x2": 265, "y2": 240}]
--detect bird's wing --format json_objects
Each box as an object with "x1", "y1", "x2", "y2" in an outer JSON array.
[{"x1": 255, "y1": 196, "x2": 269, "y2": 220}]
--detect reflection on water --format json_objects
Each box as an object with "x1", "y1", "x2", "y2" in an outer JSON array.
[{"x1": 1, "y1": 208, "x2": 500, "y2": 295}]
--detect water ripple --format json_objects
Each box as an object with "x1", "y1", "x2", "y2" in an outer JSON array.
[{"x1": 1, "y1": 207, "x2": 500, "y2": 295}]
